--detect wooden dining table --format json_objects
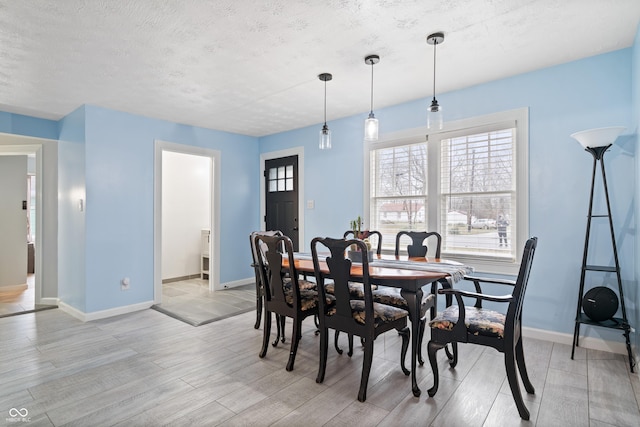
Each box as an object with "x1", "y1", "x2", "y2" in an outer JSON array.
[{"x1": 288, "y1": 252, "x2": 471, "y2": 397}]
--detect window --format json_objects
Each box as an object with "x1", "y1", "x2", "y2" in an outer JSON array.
[
  {"x1": 268, "y1": 165, "x2": 294, "y2": 192},
  {"x1": 366, "y1": 109, "x2": 528, "y2": 274}
]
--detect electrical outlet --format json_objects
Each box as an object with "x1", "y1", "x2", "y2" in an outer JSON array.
[{"x1": 121, "y1": 277, "x2": 130, "y2": 291}]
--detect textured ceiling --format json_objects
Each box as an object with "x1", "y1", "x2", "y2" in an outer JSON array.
[{"x1": 0, "y1": 0, "x2": 638, "y2": 137}]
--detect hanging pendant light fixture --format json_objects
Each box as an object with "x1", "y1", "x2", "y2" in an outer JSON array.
[
  {"x1": 364, "y1": 54, "x2": 380, "y2": 141},
  {"x1": 426, "y1": 32, "x2": 444, "y2": 131},
  {"x1": 318, "y1": 73, "x2": 333, "y2": 150}
]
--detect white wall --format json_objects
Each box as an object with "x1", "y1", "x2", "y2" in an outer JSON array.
[
  {"x1": 0, "y1": 156, "x2": 27, "y2": 287},
  {"x1": 161, "y1": 151, "x2": 210, "y2": 280}
]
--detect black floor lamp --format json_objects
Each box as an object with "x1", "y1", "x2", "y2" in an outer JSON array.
[{"x1": 570, "y1": 126, "x2": 634, "y2": 372}]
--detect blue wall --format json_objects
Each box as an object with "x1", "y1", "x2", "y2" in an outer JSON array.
[
  {"x1": 0, "y1": 111, "x2": 58, "y2": 139},
  {"x1": 259, "y1": 48, "x2": 636, "y2": 339},
  {"x1": 81, "y1": 106, "x2": 259, "y2": 312}
]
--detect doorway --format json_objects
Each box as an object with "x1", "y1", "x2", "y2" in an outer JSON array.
[
  {"x1": 153, "y1": 141, "x2": 221, "y2": 305},
  {"x1": 0, "y1": 139, "x2": 49, "y2": 316}
]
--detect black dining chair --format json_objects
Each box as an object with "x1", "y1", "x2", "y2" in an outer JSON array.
[
  {"x1": 360, "y1": 230, "x2": 444, "y2": 365},
  {"x1": 427, "y1": 237, "x2": 538, "y2": 420},
  {"x1": 395, "y1": 230, "x2": 442, "y2": 258},
  {"x1": 254, "y1": 233, "x2": 323, "y2": 371},
  {"x1": 311, "y1": 236, "x2": 410, "y2": 402},
  {"x1": 249, "y1": 230, "x2": 283, "y2": 330},
  {"x1": 343, "y1": 229, "x2": 383, "y2": 255}
]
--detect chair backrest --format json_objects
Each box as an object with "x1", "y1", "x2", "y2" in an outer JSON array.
[
  {"x1": 506, "y1": 237, "x2": 538, "y2": 332},
  {"x1": 343, "y1": 230, "x2": 383, "y2": 255},
  {"x1": 311, "y1": 237, "x2": 375, "y2": 332},
  {"x1": 254, "y1": 233, "x2": 300, "y2": 308},
  {"x1": 249, "y1": 230, "x2": 284, "y2": 266},
  {"x1": 395, "y1": 231, "x2": 442, "y2": 258}
]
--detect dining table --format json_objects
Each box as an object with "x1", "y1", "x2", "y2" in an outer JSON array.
[{"x1": 288, "y1": 252, "x2": 473, "y2": 397}]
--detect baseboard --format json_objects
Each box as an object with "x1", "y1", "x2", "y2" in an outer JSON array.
[
  {"x1": 38, "y1": 297, "x2": 59, "y2": 306},
  {"x1": 162, "y1": 274, "x2": 201, "y2": 284},
  {"x1": 522, "y1": 326, "x2": 633, "y2": 356},
  {"x1": 58, "y1": 300, "x2": 154, "y2": 322},
  {"x1": 0, "y1": 283, "x2": 28, "y2": 293},
  {"x1": 219, "y1": 277, "x2": 254, "y2": 290}
]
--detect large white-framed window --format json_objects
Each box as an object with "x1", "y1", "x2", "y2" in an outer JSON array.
[{"x1": 365, "y1": 108, "x2": 528, "y2": 275}]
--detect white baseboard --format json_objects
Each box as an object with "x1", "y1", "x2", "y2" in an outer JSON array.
[
  {"x1": 38, "y1": 297, "x2": 59, "y2": 306},
  {"x1": 58, "y1": 300, "x2": 154, "y2": 322},
  {"x1": 523, "y1": 326, "x2": 634, "y2": 356},
  {"x1": 219, "y1": 277, "x2": 254, "y2": 290}
]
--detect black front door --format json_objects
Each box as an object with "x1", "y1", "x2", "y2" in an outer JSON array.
[{"x1": 265, "y1": 155, "x2": 299, "y2": 251}]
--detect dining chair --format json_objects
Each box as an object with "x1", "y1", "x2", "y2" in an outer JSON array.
[
  {"x1": 362, "y1": 230, "x2": 444, "y2": 365},
  {"x1": 426, "y1": 237, "x2": 538, "y2": 420},
  {"x1": 343, "y1": 229, "x2": 383, "y2": 254},
  {"x1": 249, "y1": 230, "x2": 283, "y2": 330},
  {"x1": 395, "y1": 230, "x2": 442, "y2": 258},
  {"x1": 311, "y1": 236, "x2": 410, "y2": 402},
  {"x1": 254, "y1": 233, "x2": 323, "y2": 371}
]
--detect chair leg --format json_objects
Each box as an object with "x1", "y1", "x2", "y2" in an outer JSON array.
[
  {"x1": 334, "y1": 330, "x2": 343, "y2": 354},
  {"x1": 348, "y1": 334, "x2": 354, "y2": 357},
  {"x1": 358, "y1": 337, "x2": 375, "y2": 402},
  {"x1": 515, "y1": 336, "x2": 535, "y2": 394},
  {"x1": 417, "y1": 319, "x2": 426, "y2": 365},
  {"x1": 427, "y1": 340, "x2": 445, "y2": 397},
  {"x1": 259, "y1": 310, "x2": 271, "y2": 358},
  {"x1": 274, "y1": 315, "x2": 286, "y2": 346},
  {"x1": 254, "y1": 283, "x2": 262, "y2": 329},
  {"x1": 316, "y1": 326, "x2": 329, "y2": 383},
  {"x1": 444, "y1": 342, "x2": 458, "y2": 367},
  {"x1": 505, "y1": 346, "x2": 530, "y2": 420},
  {"x1": 286, "y1": 318, "x2": 301, "y2": 372},
  {"x1": 398, "y1": 326, "x2": 410, "y2": 375}
]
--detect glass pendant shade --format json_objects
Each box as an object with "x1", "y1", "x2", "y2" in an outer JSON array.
[
  {"x1": 319, "y1": 124, "x2": 332, "y2": 150},
  {"x1": 364, "y1": 113, "x2": 379, "y2": 141},
  {"x1": 570, "y1": 126, "x2": 625, "y2": 149},
  {"x1": 427, "y1": 99, "x2": 443, "y2": 130}
]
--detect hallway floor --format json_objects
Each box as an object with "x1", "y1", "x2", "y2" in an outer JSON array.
[
  {"x1": 0, "y1": 274, "x2": 56, "y2": 318},
  {"x1": 152, "y1": 278, "x2": 256, "y2": 326}
]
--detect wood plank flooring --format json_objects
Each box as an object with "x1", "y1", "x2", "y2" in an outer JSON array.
[{"x1": 0, "y1": 308, "x2": 638, "y2": 426}]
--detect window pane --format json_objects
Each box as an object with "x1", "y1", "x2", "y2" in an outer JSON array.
[
  {"x1": 277, "y1": 166, "x2": 285, "y2": 179},
  {"x1": 286, "y1": 165, "x2": 293, "y2": 178},
  {"x1": 285, "y1": 178, "x2": 293, "y2": 191},
  {"x1": 371, "y1": 143, "x2": 427, "y2": 198},
  {"x1": 269, "y1": 180, "x2": 277, "y2": 192},
  {"x1": 370, "y1": 197, "x2": 427, "y2": 251},
  {"x1": 269, "y1": 168, "x2": 277, "y2": 180},
  {"x1": 277, "y1": 179, "x2": 285, "y2": 191}
]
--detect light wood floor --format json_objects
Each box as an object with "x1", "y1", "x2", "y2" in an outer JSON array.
[
  {"x1": 1, "y1": 308, "x2": 639, "y2": 426},
  {"x1": 0, "y1": 274, "x2": 56, "y2": 318}
]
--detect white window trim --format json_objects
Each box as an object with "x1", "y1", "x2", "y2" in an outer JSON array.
[{"x1": 364, "y1": 108, "x2": 529, "y2": 276}]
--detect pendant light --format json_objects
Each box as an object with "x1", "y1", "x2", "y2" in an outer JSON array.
[
  {"x1": 427, "y1": 32, "x2": 444, "y2": 131},
  {"x1": 318, "y1": 73, "x2": 332, "y2": 150},
  {"x1": 364, "y1": 55, "x2": 380, "y2": 141}
]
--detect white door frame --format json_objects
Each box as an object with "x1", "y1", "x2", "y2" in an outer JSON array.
[
  {"x1": 153, "y1": 140, "x2": 221, "y2": 303},
  {"x1": 260, "y1": 147, "x2": 304, "y2": 251}
]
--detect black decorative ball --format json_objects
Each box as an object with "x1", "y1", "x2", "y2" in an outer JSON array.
[{"x1": 582, "y1": 287, "x2": 619, "y2": 322}]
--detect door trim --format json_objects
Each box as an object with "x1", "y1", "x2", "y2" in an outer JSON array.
[
  {"x1": 260, "y1": 147, "x2": 304, "y2": 251},
  {"x1": 153, "y1": 140, "x2": 221, "y2": 303}
]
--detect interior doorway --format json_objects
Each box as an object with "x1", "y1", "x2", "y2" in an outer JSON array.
[
  {"x1": 153, "y1": 141, "x2": 221, "y2": 305},
  {"x1": 0, "y1": 140, "x2": 48, "y2": 316}
]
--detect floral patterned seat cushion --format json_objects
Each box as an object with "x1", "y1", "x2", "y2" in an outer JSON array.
[
  {"x1": 324, "y1": 282, "x2": 378, "y2": 298},
  {"x1": 283, "y1": 277, "x2": 317, "y2": 291},
  {"x1": 327, "y1": 300, "x2": 407, "y2": 327},
  {"x1": 371, "y1": 286, "x2": 435, "y2": 315},
  {"x1": 429, "y1": 305, "x2": 506, "y2": 338}
]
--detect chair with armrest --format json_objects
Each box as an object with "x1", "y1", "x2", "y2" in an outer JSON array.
[
  {"x1": 254, "y1": 233, "x2": 323, "y2": 371},
  {"x1": 311, "y1": 236, "x2": 410, "y2": 402},
  {"x1": 427, "y1": 237, "x2": 538, "y2": 420}
]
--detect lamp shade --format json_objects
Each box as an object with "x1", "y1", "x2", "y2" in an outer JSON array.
[{"x1": 570, "y1": 126, "x2": 625, "y2": 149}]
